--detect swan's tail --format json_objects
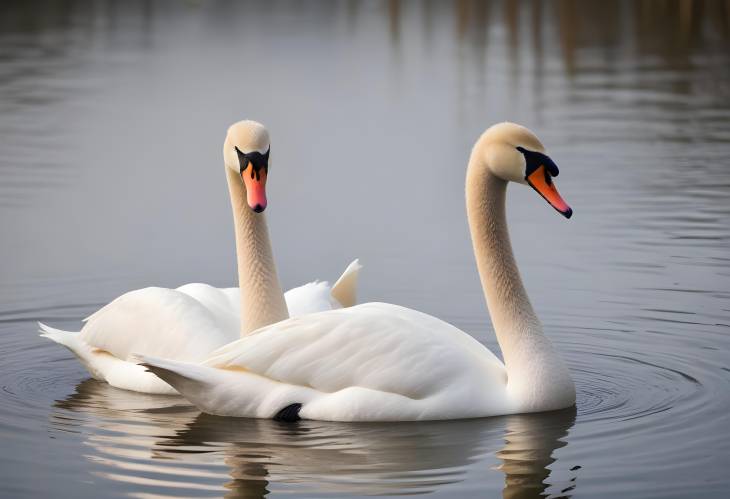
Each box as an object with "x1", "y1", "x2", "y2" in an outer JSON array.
[
  {"x1": 136, "y1": 354, "x2": 252, "y2": 415},
  {"x1": 38, "y1": 322, "x2": 104, "y2": 381},
  {"x1": 136, "y1": 354, "x2": 314, "y2": 418},
  {"x1": 39, "y1": 322, "x2": 80, "y2": 348},
  {"x1": 330, "y1": 259, "x2": 362, "y2": 308},
  {"x1": 135, "y1": 355, "x2": 217, "y2": 395}
]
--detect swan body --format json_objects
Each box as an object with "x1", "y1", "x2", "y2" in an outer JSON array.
[
  {"x1": 41, "y1": 120, "x2": 362, "y2": 394},
  {"x1": 141, "y1": 122, "x2": 577, "y2": 420},
  {"x1": 139, "y1": 303, "x2": 511, "y2": 420},
  {"x1": 40, "y1": 265, "x2": 360, "y2": 394}
]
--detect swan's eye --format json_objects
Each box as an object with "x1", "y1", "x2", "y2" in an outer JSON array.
[
  {"x1": 235, "y1": 146, "x2": 248, "y2": 174},
  {"x1": 517, "y1": 147, "x2": 559, "y2": 179}
]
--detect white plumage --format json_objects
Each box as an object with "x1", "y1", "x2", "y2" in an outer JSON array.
[
  {"x1": 41, "y1": 120, "x2": 363, "y2": 395},
  {"x1": 140, "y1": 302, "x2": 511, "y2": 420},
  {"x1": 41, "y1": 262, "x2": 361, "y2": 394},
  {"x1": 139, "y1": 123, "x2": 577, "y2": 421}
]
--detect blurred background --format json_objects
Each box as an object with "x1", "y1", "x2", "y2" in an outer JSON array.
[{"x1": 1, "y1": 1, "x2": 729, "y2": 498}]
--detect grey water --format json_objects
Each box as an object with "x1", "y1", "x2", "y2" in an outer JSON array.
[{"x1": 1, "y1": 1, "x2": 730, "y2": 497}]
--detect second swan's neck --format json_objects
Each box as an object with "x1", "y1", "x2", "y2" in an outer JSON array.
[
  {"x1": 466, "y1": 156, "x2": 574, "y2": 410},
  {"x1": 466, "y1": 163, "x2": 541, "y2": 344},
  {"x1": 226, "y1": 168, "x2": 289, "y2": 336}
]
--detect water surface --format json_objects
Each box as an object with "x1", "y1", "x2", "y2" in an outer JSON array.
[{"x1": 1, "y1": 1, "x2": 730, "y2": 497}]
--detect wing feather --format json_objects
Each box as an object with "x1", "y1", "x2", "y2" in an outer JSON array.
[
  {"x1": 205, "y1": 302, "x2": 505, "y2": 400},
  {"x1": 80, "y1": 287, "x2": 235, "y2": 362}
]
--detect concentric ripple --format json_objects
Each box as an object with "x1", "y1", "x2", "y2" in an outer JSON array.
[
  {"x1": 574, "y1": 348, "x2": 702, "y2": 423},
  {"x1": 1, "y1": 301, "x2": 728, "y2": 498},
  {"x1": 0, "y1": 316, "x2": 579, "y2": 498}
]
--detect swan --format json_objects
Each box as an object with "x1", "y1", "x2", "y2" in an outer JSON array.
[
  {"x1": 40, "y1": 120, "x2": 362, "y2": 394},
  {"x1": 139, "y1": 122, "x2": 576, "y2": 420}
]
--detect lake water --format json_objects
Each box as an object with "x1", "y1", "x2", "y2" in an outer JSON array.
[{"x1": 1, "y1": 1, "x2": 730, "y2": 497}]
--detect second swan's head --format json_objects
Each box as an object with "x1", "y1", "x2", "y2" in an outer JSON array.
[
  {"x1": 223, "y1": 120, "x2": 271, "y2": 213},
  {"x1": 472, "y1": 122, "x2": 572, "y2": 219}
]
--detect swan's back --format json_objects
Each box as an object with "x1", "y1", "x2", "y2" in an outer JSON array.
[
  {"x1": 194, "y1": 302, "x2": 512, "y2": 420},
  {"x1": 79, "y1": 280, "x2": 345, "y2": 364},
  {"x1": 81, "y1": 286, "x2": 236, "y2": 362}
]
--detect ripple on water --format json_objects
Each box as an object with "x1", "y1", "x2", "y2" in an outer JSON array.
[
  {"x1": 0, "y1": 307, "x2": 591, "y2": 497},
  {"x1": 2, "y1": 300, "x2": 726, "y2": 498}
]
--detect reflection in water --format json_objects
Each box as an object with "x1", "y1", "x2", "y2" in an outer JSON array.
[
  {"x1": 1, "y1": 0, "x2": 728, "y2": 210},
  {"x1": 498, "y1": 411, "x2": 577, "y2": 499},
  {"x1": 53, "y1": 380, "x2": 576, "y2": 498}
]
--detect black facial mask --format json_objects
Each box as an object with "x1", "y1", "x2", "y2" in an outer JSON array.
[{"x1": 236, "y1": 146, "x2": 270, "y2": 180}]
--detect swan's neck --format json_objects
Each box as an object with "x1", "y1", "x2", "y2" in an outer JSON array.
[
  {"x1": 466, "y1": 158, "x2": 574, "y2": 410},
  {"x1": 226, "y1": 168, "x2": 289, "y2": 336}
]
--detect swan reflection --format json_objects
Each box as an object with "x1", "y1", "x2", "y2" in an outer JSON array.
[{"x1": 52, "y1": 379, "x2": 577, "y2": 498}]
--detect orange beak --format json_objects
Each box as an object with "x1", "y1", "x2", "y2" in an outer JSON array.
[
  {"x1": 526, "y1": 165, "x2": 572, "y2": 218},
  {"x1": 241, "y1": 163, "x2": 268, "y2": 213}
]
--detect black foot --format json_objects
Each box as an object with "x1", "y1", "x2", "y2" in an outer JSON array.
[{"x1": 274, "y1": 403, "x2": 302, "y2": 422}]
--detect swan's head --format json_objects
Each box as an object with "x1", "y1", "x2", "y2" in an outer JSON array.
[
  {"x1": 223, "y1": 120, "x2": 271, "y2": 213},
  {"x1": 474, "y1": 122, "x2": 572, "y2": 218}
]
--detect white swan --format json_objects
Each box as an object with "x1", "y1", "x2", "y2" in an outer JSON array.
[
  {"x1": 139, "y1": 122, "x2": 576, "y2": 420},
  {"x1": 40, "y1": 120, "x2": 361, "y2": 394}
]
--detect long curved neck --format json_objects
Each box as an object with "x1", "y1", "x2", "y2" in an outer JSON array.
[
  {"x1": 466, "y1": 161, "x2": 541, "y2": 346},
  {"x1": 226, "y1": 168, "x2": 289, "y2": 336},
  {"x1": 466, "y1": 154, "x2": 573, "y2": 410}
]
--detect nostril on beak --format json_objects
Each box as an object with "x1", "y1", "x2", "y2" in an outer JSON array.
[{"x1": 252, "y1": 204, "x2": 265, "y2": 213}]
